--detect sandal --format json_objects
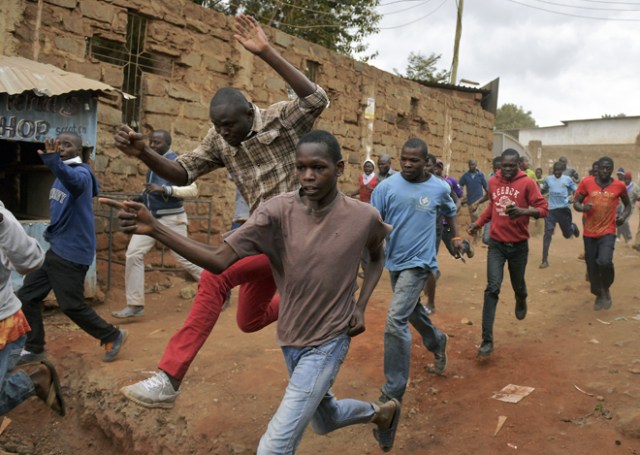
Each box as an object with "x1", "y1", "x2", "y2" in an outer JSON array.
[
  {"x1": 373, "y1": 398, "x2": 401, "y2": 452},
  {"x1": 40, "y1": 359, "x2": 66, "y2": 416}
]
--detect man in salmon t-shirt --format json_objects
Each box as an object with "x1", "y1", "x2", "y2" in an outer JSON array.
[{"x1": 573, "y1": 156, "x2": 631, "y2": 311}]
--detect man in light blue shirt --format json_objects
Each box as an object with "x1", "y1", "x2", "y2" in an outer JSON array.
[
  {"x1": 539, "y1": 161, "x2": 579, "y2": 268},
  {"x1": 371, "y1": 138, "x2": 462, "y2": 405}
]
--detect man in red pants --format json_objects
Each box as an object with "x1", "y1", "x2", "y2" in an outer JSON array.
[{"x1": 114, "y1": 15, "x2": 328, "y2": 408}]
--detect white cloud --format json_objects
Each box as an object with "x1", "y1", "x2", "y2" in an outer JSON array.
[{"x1": 365, "y1": 0, "x2": 640, "y2": 126}]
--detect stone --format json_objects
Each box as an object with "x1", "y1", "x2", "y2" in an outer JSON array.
[
  {"x1": 44, "y1": 0, "x2": 77, "y2": 8},
  {"x1": 168, "y1": 85, "x2": 201, "y2": 103},
  {"x1": 53, "y1": 36, "x2": 86, "y2": 56},
  {"x1": 98, "y1": 104, "x2": 123, "y2": 127},
  {"x1": 144, "y1": 96, "x2": 181, "y2": 115},
  {"x1": 80, "y1": 0, "x2": 117, "y2": 23}
]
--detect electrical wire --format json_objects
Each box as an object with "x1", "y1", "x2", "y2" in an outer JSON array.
[
  {"x1": 382, "y1": 0, "x2": 435, "y2": 16},
  {"x1": 525, "y1": 0, "x2": 640, "y2": 11},
  {"x1": 379, "y1": 0, "x2": 448, "y2": 29},
  {"x1": 505, "y1": 0, "x2": 640, "y2": 20}
]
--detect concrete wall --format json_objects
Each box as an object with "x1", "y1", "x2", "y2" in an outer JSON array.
[
  {"x1": 3, "y1": 0, "x2": 494, "y2": 253},
  {"x1": 519, "y1": 117, "x2": 640, "y2": 146},
  {"x1": 519, "y1": 117, "x2": 640, "y2": 179}
]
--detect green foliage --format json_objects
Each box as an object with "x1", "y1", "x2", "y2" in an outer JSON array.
[
  {"x1": 495, "y1": 103, "x2": 537, "y2": 130},
  {"x1": 194, "y1": 0, "x2": 381, "y2": 60},
  {"x1": 394, "y1": 52, "x2": 450, "y2": 84}
]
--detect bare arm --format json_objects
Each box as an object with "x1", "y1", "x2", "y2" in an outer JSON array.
[
  {"x1": 234, "y1": 15, "x2": 316, "y2": 98},
  {"x1": 100, "y1": 199, "x2": 238, "y2": 273},
  {"x1": 573, "y1": 193, "x2": 592, "y2": 213},
  {"x1": 348, "y1": 241, "x2": 385, "y2": 337}
]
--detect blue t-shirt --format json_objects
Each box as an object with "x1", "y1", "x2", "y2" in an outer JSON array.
[
  {"x1": 459, "y1": 170, "x2": 488, "y2": 204},
  {"x1": 542, "y1": 174, "x2": 576, "y2": 210},
  {"x1": 371, "y1": 173, "x2": 457, "y2": 271}
]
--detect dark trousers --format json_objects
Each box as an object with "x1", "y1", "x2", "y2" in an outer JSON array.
[
  {"x1": 583, "y1": 235, "x2": 616, "y2": 296},
  {"x1": 482, "y1": 239, "x2": 529, "y2": 342},
  {"x1": 17, "y1": 250, "x2": 118, "y2": 353},
  {"x1": 542, "y1": 207, "x2": 576, "y2": 262}
]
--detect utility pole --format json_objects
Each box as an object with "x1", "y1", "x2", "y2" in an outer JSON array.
[{"x1": 450, "y1": 0, "x2": 464, "y2": 84}]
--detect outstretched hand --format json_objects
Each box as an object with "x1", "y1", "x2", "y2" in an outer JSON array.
[
  {"x1": 98, "y1": 198, "x2": 156, "y2": 236},
  {"x1": 37, "y1": 138, "x2": 58, "y2": 155},
  {"x1": 114, "y1": 124, "x2": 146, "y2": 158},
  {"x1": 234, "y1": 14, "x2": 269, "y2": 55}
]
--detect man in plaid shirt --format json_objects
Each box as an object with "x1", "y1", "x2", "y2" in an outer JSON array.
[{"x1": 114, "y1": 15, "x2": 328, "y2": 408}]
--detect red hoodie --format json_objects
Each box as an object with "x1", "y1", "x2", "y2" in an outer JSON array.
[{"x1": 476, "y1": 169, "x2": 549, "y2": 243}]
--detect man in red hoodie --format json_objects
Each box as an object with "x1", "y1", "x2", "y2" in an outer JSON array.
[{"x1": 468, "y1": 149, "x2": 548, "y2": 357}]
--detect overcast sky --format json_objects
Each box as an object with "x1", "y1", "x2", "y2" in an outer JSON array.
[{"x1": 364, "y1": 0, "x2": 640, "y2": 127}]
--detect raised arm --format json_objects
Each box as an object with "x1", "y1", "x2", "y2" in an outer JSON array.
[
  {"x1": 100, "y1": 199, "x2": 238, "y2": 273},
  {"x1": 234, "y1": 15, "x2": 316, "y2": 98}
]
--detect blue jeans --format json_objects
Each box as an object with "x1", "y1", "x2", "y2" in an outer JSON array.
[
  {"x1": 0, "y1": 335, "x2": 36, "y2": 415},
  {"x1": 482, "y1": 239, "x2": 529, "y2": 342},
  {"x1": 382, "y1": 268, "x2": 446, "y2": 400},
  {"x1": 258, "y1": 335, "x2": 375, "y2": 454}
]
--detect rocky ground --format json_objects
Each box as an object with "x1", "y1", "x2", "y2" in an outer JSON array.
[{"x1": 2, "y1": 215, "x2": 640, "y2": 455}]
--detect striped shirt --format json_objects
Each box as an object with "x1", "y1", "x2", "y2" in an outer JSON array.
[{"x1": 177, "y1": 85, "x2": 328, "y2": 213}]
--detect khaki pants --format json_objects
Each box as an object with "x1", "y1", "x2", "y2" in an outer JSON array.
[{"x1": 125, "y1": 213, "x2": 202, "y2": 306}]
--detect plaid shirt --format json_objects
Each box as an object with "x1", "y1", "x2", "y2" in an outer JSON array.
[{"x1": 177, "y1": 85, "x2": 328, "y2": 213}]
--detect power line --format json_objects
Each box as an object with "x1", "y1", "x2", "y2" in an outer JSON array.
[
  {"x1": 527, "y1": 0, "x2": 640, "y2": 11},
  {"x1": 382, "y1": 0, "x2": 435, "y2": 16},
  {"x1": 379, "y1": 0, "x2": 429, "y2": 7},
  {"x1": 505, "y1": 0, "x2": 640, "y2": 20},
  {"x1": 379, "y1": 0, "x2": 448, "y2": 29}
]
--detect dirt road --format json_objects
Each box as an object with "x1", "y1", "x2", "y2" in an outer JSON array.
[{"x1": 2, "y1": 215, "x2": 640, "y2": 455}]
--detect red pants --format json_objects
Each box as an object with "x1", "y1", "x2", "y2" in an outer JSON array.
[{"x1": 158, "y1": 254, "x2": 279, "y2": 380}]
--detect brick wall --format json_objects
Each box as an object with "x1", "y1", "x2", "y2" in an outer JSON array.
[{"x1": 4, "y1": 0, "x2": 494, "y2": 251}]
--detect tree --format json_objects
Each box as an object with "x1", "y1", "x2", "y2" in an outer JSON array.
[
  {"x1": 495, "y1": 103, "x2": 537, "y2": 130},
  {"x1": 194, "y1": 0, "x2": 381, "y2": 60},
  {"x1": 394, "y1": 52, "x2": 450, "y2": 84}
]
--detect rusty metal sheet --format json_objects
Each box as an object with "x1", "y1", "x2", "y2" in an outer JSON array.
[{"x1": 0, "y1": 55, "x2": 117, "y2": 96}]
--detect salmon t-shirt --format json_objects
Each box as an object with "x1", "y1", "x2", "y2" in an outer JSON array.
[
  {"x1": 576, "y1": 176, "x2": 627, "y2": 237},
  {"x1": 225, "y1": 191, "x2": 391, "y2": 347}
]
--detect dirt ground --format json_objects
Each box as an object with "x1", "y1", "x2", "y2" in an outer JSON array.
[{"x1": 2, "y1": 213, "x2": 640, "y2": 455}]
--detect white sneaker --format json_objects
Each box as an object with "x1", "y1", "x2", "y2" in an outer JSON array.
[{"x1": 121, "y1": 371, "x2": 179, "y2": 409}]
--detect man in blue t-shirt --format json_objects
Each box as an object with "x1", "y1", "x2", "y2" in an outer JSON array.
[
  {"x1": 371, "y1": 138, "x2": 462, "y2": 404},
  {"x1": 17, "y1": 133, "x2": 127, "y2": 364},
  {"x1": 459, "y1": 159, "x2": 488, "y2": 241},
  {"x1": 539, "y1": 161, "x2": 579, "y2": 268}
]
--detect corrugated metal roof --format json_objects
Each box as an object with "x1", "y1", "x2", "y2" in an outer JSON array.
[{"x1": 0, "y1": 55, "x2": 120, "y2": 96}]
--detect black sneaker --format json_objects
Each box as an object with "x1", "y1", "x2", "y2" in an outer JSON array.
[
  {"x1": 478, "y1": 340, "x2": 493, "y2": 357},
  {"x1": 462, "y1": 239, "x2": 474, "y2": 259},
  {"x1": 17, "y1": 349, "x2": 46, "y2": 366},
  {"x1": 594, "y1": 294, "x2": 605, "y2": 311},
  {"x1": 602, "y1": 289, "x2": 612, "y2": 310},
  {"x1": 103, "y1": 329, "x2": 128, "y2": 362},
  {"x1": 515, "y1": 295, "x2": 527, "y2": 320},
  {"x1": 572, "y1": 223, "x2": 580, "y2": 238}
]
